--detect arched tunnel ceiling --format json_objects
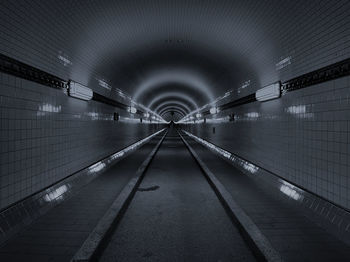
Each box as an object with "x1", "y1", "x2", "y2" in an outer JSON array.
[{"x1": 1, "y1": 0, "x2": 349, "y2": 120}]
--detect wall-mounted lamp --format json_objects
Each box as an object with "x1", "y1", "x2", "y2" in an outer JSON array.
[
  {"x1": 127, "y1": 106, "x2": 137, "y2": 114},
  {"x1": 255, "y1": 82, "x2": 281, "y2": 102},
  {"x1": 68, "y1": 81, "x2": 93, "y2": 101},
  {"x1": 210, "y1": 107, "x2": 219, "y2": 114}
]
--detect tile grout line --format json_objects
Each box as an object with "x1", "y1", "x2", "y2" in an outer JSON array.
[
  {"x1": 71, "y1": 129, "x2": 168, "y2": 262},
  {"x1": 0, "y1": 128, "x2": 166, "y2": 247},
  {"x1": 178, "y1": 129, "x2": 283, "y2": 262}
]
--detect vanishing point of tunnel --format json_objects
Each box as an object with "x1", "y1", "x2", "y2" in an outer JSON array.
[{"x1": 0, "y1": 0, "x2": 350, "y2": 261}]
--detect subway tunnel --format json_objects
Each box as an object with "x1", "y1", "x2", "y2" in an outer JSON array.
[{"x1": 0, "y1": 0, "x2": 350, "y2": 261}]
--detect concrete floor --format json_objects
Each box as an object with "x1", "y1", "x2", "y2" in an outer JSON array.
[
  {"x1": 1, "y1": 128, "x2": 349, "y2": 261},
  {"x1": 100, "y1": 129, "x2": 255, "y2": 262},
  {"x1": 0, "y1": 136, "x2": 162, "y2": 262},
  {"x1": 184, "y1": 133, "x2": 350, "y2": 261}
]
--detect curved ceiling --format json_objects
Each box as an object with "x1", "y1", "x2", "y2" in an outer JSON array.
[{"x1": 2, "y1": 0, "x2": 348, "y2": 122}]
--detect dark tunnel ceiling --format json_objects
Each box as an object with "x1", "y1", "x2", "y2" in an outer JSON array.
[{"x1": 1, "y1": 0, "x2": 348, "y2": 121}]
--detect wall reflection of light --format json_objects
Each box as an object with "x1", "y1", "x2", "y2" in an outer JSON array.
[
  {"x1": 43, "y1": 128, "x2": 166, "y2": 203},
  {"x1": 183, "y1": 131, "x2": 259, "y2": 175},
  {"x1": 279, "y1": 181, "x2": 303, "y2": 201},
  {"x1": 245, "y1": 112, "x2": 260, "y2": 119},
  {"x1": 37, "y1": 103, "x2": 62, "y2": 116},
  {"x1": 286, "y1": 105, "x2": 314, "y2": 119},
  {"x1": 88, "y1": 161, "x2": 106, "y2": 174},
  {"x1": 44, "y1": 185, "x2": 68, "y2": 202},
  {"x1": 98, "y1": 79, "x2": 112, "y2": 90}
]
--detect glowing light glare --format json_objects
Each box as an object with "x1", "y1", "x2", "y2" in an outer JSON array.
[
  {"x1": 68, "y1": 81, "x2": 93, "y2": 101},
  {"x1": 280, "y1": 181, "x2": 303, "y2": 201},
  {"x1": 210, "y1": 107, "x2": 219, "y2": 114},
  {"x1": 44, "y1": 185, "x2": 68, "y2": 202},
  {"x1": 144, "y1": 112, "x2": 150, "y2": 118},
  {"x1": 256, "y1": 82, "x2": 281, "y2": 102},
  {"x1": 196, "y1": 113, "x2": 202, "y2": 118}
]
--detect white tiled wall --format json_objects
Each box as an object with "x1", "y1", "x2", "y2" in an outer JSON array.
[
  {"x1": 184, "y1": 76, "x2": 350, "y2": 209},
  {"x1": 0, "y1": 72, "x2": 161, "y2": 210}
]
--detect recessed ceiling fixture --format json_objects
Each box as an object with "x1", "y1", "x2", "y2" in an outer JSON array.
[
  {"x1": 255, "y1": 82, "x2": 281, "y2": 102},
  {"x1": 68, "y1": 81, "x2": 93, "y2": 101}
]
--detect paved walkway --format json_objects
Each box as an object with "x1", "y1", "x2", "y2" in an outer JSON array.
[
  {"x1": 184, "y1": 133, "x2": 350, "y2": 262},
  {"x1": 100, "y1": 128, "x2": 255, "y2": 262},
  {"x1": 0, "y1": 136, "x2": 162, "y2": 262}
]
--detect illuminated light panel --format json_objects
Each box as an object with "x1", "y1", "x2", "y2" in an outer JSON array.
[
  {"x1": 68, "y1": 81, "x2": 93, "y2": 101},
  {"x1": 127, "y1": 106, "x2": 137, "y2": 114},
  {"x1": 210, "y1": 107, "x2": 219, "y2": 114},
  {"x1": 144, "y1": 112, "x2": 150, "y2": 118},
  {"x1": 255, "y1": 82, "x2": 280, "y2": 102}
]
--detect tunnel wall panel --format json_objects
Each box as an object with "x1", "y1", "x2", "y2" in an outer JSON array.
[
  {"x1": 183, "y1": 75, "x2": 350, "y2": 210},
  {"x1": 0, "y1": 1, "x2": 349, "y2": 100},
  {"x1": 0, "y1": 72, "x2": 162, "y2": 210}
]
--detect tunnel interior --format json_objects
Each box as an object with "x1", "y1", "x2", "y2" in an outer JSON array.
[{"x1": 0, "y1": 0, "x2": 350, "y2": 261}]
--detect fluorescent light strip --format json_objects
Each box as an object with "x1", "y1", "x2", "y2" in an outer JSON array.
[
  {"x1": 68, "y1": 81, "x2": 93, "y2": 101},
  {"x1": 256, "y1": 82, "x2": 281, "y2": 102}
]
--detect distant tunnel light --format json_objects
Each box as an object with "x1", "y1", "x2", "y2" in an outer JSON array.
[
  {"x1": 68, "y1": 81, "x2": 93, "y2": 101},
  {"x1": 210, "y1": 107, "x2": 219, "y2": 114},
  {"x1": 255, "y1": 82, "x2": 281, "y2": 102}
]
